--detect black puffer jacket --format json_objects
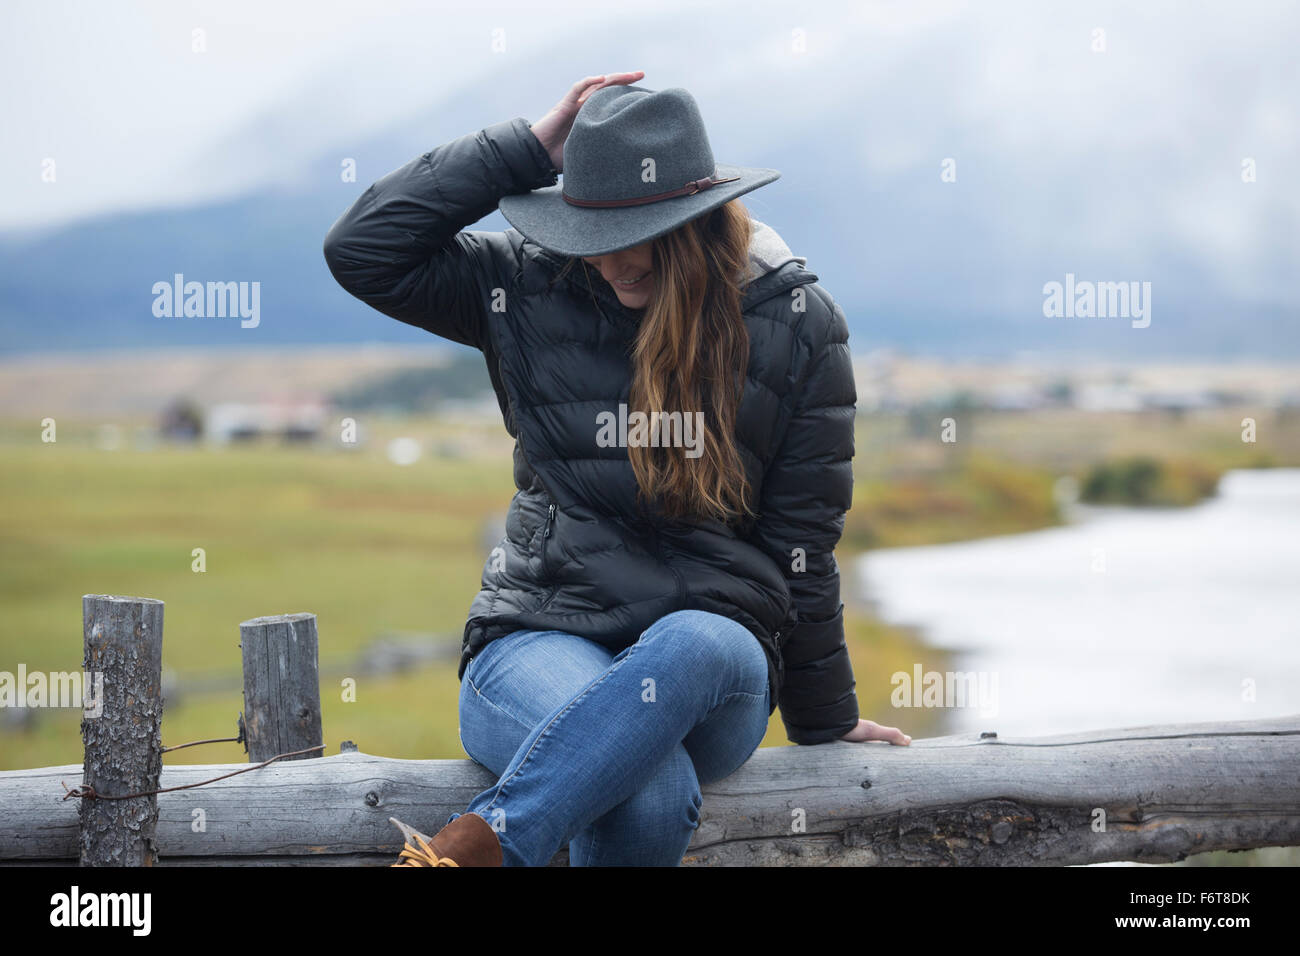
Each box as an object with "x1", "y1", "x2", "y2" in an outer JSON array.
[{"x1": 323, "y1": 116, "x2": 859, "y2": 744}]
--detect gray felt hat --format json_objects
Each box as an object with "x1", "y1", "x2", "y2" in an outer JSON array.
[{"x1": 498, "y1": 84, "x2": 780, "y2": 258}]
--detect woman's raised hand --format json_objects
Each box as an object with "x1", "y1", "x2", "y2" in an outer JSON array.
[{"x1": 529, "y1": 71, "x2": 646, "y2": 174}]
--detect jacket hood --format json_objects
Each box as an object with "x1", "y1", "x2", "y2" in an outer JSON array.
[
  {"x1": 745, "y1": 218, "x2": 806, "y2": 282},
  {"x1": 740, "y1": 218, "x2": 817, "y2": 308}
]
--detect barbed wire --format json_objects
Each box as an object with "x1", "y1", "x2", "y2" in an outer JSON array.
[
  {"x1": 62, "y1": 726, "x2": 326, "y2": 802},
  {"x1": 161, "y1": 734, "x2": 244, "y2": 753}
]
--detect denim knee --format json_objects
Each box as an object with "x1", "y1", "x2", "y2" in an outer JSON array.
[{"x1": 641, "y1": 609, "x2": 767, "y2": 686}]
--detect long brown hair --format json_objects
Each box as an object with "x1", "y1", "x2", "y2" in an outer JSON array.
[{"x1": 576, "y1": 200, "x2": 756, "y2": 524}]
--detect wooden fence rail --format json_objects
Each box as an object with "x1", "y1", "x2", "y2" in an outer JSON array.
[{"x1": 2, "y1": 596, "x2": 1297, "y2": 865}]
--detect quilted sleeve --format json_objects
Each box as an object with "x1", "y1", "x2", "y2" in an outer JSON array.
[
  {"x1": 745, "y1": 290, "x2": 860, "y2": 744},
  {"x1": 323, "y1": 117, "x2": 558, "y2": 349}
]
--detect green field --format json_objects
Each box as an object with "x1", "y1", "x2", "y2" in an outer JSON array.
[
  {"x1": 2, "y1": 406, "x2": 1296, "y2": 773},
  {"x1": 0, "y1": 417, "x2": 943, "y2": 770}
]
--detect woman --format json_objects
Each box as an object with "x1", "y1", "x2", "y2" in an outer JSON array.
[{"x1": 323, "y1": 72, "x2": 910, "y2": 868}]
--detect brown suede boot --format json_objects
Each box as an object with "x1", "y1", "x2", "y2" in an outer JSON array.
[{"x1": 389, "y1": 814, "x2": 503, "y2": 867}]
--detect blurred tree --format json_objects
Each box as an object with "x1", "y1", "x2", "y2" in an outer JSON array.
[{"x1": 158, "y1": 397, "x2": 203, "y2": 441}]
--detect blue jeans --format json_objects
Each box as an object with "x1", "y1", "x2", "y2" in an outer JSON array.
[{"x1": 449, "y1": 609, "x2": 771, "y2": 866}]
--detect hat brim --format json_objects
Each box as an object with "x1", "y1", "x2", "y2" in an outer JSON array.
[{"x1": 497, "y1": 162, "x2": 780, "y2": 258}]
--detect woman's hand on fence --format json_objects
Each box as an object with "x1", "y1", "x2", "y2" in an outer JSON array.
[
  {"x1": 840, "y1": 718, "x2": 911, "y2": 745},
  {"x1": 529, "y1": 71, "x2": 645, "y2": 173}
]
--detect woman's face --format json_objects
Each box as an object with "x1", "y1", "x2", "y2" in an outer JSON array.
[{"x1": 581, "y1": 241, "x2": 655, "y2": 310}]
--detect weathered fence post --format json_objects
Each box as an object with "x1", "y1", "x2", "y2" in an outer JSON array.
[
  {"x1": 239, "y1": 613, "x2": 323, "y2": 762},
  {"x1": 79, "y1": 594, "x2": 164, "y2": 866}
]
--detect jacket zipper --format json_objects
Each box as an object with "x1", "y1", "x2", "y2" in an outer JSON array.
[
  {"x1": 535, "y1": 501, "x2": 559, "y2": 611},
  {"x1": 542, "y1": 501, "x2": 556, "y2": 555}
]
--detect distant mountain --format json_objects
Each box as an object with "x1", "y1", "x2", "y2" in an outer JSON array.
[{"x1": 3, "y1": 157, "x2": 1292, "y2": 360}]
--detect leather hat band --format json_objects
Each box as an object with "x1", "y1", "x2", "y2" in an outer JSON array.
[{"x1": 562, "y1": 174, "x2": 741, "y2": 208}]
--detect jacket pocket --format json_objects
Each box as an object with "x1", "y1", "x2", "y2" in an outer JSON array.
[{"x1": 536, "y1": 584, "x2": 560, "y2": 613}]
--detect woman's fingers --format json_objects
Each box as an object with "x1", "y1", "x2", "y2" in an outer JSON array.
[
  {"x1": 534, "y1": 72, "x2": 647, "y2": 171},
  {"x1": 843, "y1": 718, "x2": 912, "y2": 744},
  {"x1": 570, "y1": 75, "x2": 605, "y2": 101},
  {"x1": 864, "y1": 720, "x2": 912, "y2": 745},
  {"x1": 576, "y1": 70, "x2": 645, "y2": 105}
]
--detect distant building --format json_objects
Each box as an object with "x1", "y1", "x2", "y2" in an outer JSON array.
[
  {"x1": 1139, "y1": 389, "x2": 1215, "y2": 412},
  {"x1": 205, "y1": 396, "x2": 330, "y2": 444},
  {"x1": 1073, "y1": 384, "x2": 1144, "y2": 413},
  {"x1": 988, "y1": 384, "x2": 1047, "y2": 411}
]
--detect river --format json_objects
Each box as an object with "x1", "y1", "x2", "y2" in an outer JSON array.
[{"x1": 857, "y1": 468, "x2": 1300, "y2": 738}]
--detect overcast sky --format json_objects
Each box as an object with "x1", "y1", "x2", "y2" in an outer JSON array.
[
  {"x1": 5, "y1": 0, "x2": 696, "y2": 228},
  {"x1": 4, "y1": 0, "x2": 1297, "y2": 254}
]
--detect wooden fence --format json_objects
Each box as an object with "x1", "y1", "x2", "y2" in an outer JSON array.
[{"x1": 1, "y1": 595, "x2": 1297, "y2": 866}]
